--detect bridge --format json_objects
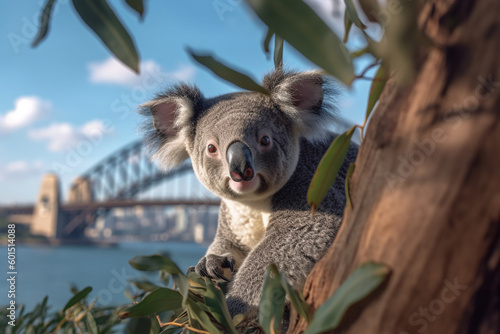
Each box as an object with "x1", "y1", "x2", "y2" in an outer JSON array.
[{"x1": 0, "y1": 140, "x2": 220, "y2": 243}]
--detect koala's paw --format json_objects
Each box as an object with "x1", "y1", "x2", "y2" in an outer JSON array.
[{"x1": 193, "y1": 254, "x2": 235, "y2": 281}]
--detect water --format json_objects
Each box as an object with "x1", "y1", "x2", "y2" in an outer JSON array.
[{"x1": 1, "y1": 242, "x2": 207, "y2": 311}]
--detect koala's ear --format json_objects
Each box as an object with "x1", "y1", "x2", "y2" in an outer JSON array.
[
  {"x1": 140, "y1": 84, "x2": 204, "y2": 169},
  {"x1": 263, "y1": 70, "x2": 337, "y2": 142}
]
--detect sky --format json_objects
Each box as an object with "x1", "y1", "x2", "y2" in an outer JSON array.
[{"x1": 0, "y1": 0, "x2": 375, "y2": 204}]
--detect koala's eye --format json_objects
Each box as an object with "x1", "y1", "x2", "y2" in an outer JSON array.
[
  {"x1": 260, "y1": 136, "x2": 271, "y2": 146},
  {"x1": 207, "y1": 144, "x2": 217, "y2": 154}
]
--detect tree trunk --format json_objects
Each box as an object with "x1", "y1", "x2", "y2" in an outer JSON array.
[{"x1": 289, "y1": 0, "x2": 500, "y2": 333}]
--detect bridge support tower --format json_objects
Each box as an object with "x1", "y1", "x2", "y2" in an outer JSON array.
[{"x1": 31, "y1": 173, "x2": 63, "y2": 238}]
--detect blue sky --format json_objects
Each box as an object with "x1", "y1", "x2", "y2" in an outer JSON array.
[{"x1": 0, "y1": 0, "x2": 374, "y2": 204}]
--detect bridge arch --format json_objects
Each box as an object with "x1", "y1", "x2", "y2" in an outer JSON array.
[{"x1": 71, "y1": 140, "x2": 213, "y2": 202}]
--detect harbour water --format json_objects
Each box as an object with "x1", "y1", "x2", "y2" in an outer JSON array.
[{"x1": 1, "y1": 241, "x2": 207, "y2": 311}]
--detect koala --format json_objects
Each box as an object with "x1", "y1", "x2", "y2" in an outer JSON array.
[{"x1": 140, "y1": 69, "x2": 358, "y2": 318}]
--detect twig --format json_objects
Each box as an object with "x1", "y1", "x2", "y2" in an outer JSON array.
[
  {"x1": 156, "y1": 316, "x2": 211, "y2": 334},
  {"x1": 352, "y1": 75, "x2": 388, "y2": 82},
  {"x1": 349, "y1": 61, "x2": 381, "y2": 85}
]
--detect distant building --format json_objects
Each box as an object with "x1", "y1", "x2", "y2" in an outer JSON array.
[{"x1": 86, "y1": 204, "x2": 219, "y2": 243}]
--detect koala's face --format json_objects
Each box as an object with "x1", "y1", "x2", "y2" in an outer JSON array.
[
  {"x1": 142, "y1": 70, "x2": 337, "y2": 203},
  {"x1": 190, "y1": 94, "x2": 299, "y2": 202}
]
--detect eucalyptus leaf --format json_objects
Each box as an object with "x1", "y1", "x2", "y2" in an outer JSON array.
[
  {"x1": 129, "y1": 254, "x2": 189, "y2": 306},
  {"x1": 204, "y1": 278, "x2": 238, "y2": 334},
  {"x1": 129, "y1": 278, "x2": 161, "y2": 292},
  {"x1": 304, "y1": 262, "x2": 391, "y2": 334},
  {"x1": 174, "y1": 273, "x2": 190, "y2": 307},
  {"x1": 345, "y1": 163, "x2": 355, "y2": 210},
  {"x1": 187, "y1": 271, "x2": 207, "y2": 289},
  {"x1": 344, "y1": 0, "x2": 367, "y2": 30},
  {"x1": 365, "y1": 64, "x2": 387, "y2": 120},
  {"x1": 63, "y1": 287, "x2": 92, "y2": 312},
  {"x1": 274, "y1": 35, "x2": 284, "y2": 69},
  {"x1": 150, "y1": 314, "x2": 161, "y2": 334},
  {"x1": 85, "y1": 312, "x2": 98, "y2": 334},
  {"x1": 263, "y1": 28, "x2": 273, "y2": 55},
  {"x1": 188, "y1": 49, "x2": 269, "y2": 94},
  {"x1": 72, "y1": 0, "x2": 139, "y2": 73},
  {"x1": 32, "y1": 0, "x2": 57, "y2": 47},
  {"x1": 232, "y1": 313, "x2": 245, "y2": 327},
  {"x1": 118, "y1": 288, "x2": 183, "y2": 319},
  {"x1": 379, "y1": 0, "x2": 418, "y2": 83},
  {"x1": 280, "y1": 271, "x2": 310, "y2": 322},
  {"x1": 186, "y1": 300, "x2": 223, "y2": 334},
  {"x1": 129, "y1": 255, "x2": 182, "y2": 274},
  {"x1": 350, "y1": 46, "x2": 370, "y2": 59},
  {"x1": 308, "y1": 127, "x2": 355, "y2": 212},
  {"x1": 259, "y1": 264, "x2": 286, "y2": 334},
  {"x1": 125, "y1": 0, "x2": 144, "y2": 17},
  {"x1": 343, "y1": 11, "x2": 353, "y2": 43},
  {"x1": 246, "y1": 0, "x2": 354, "y2": 85}
]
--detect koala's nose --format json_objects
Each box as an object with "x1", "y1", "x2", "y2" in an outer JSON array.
[{"x1": 226, "y1": 141, "x2": 255, "y2": 182}]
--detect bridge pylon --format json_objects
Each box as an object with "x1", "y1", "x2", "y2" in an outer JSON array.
[
  {"x1": 68, "y1": 177, "x2": 92, "y2": 203},
  {"x1": 31, "y1": 173, "x2": 63, "y2": 238}
]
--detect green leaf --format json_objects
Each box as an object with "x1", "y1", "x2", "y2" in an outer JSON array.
[
  {"x1": 85, "y1": 312, "x2": 98, "y2": 334},
  {"x1": 187, "y1": 49, "x2": 269, "y2": 94},
  {"x1": 203, "y1": 278, "x2": 238, "y2": 334},
  {"x1": 344, "y1": 0, "x2": 367, "y2": 30},
  {"x1": 32, "y1": 0, "x2": 57, "y2": 47},
  {"x1": 365, "y1": 65, "x2": 387, "y2": 120},
  {"x1": 343, "y1": 11, "x2": 353, "y2": 43},
  {"x1": 129, "y1": 255, "x2": 182, "y2": 274},
  {"x1": 263, "y1": 28, "x2": 274, "y2": 55},
  {"x1": 378, "y1": 0, "x2": 418, "y2": 83},
  {"x1": 150, "y1": 315, "x2": 161, "y2": 334},
  {"x1": 129, "y1": 279, "x2": 161, "y2": 292},
  {"x1": 350, "y1": 46, "x2": 370, "y2": 59},
  {"x1": 125, "y1": 317, "x2": 151, "y2": 334},
  {"x1": 174, "y1": 273, "x2": 190, "y2": 307},
  {"x1": 187, "y1": 271, "x2": 207, "y2": 289},
  {"x1": 345, "y1": 163, "x2": 356, "y2": 210},
  {"x1": 72, "y1": 0, "x2": 139, "y2": 73},
  {"x1": 124, "y1": 0, "x2": 144, "y2": 17},
  {"x1": 118, "y1": 288, "x2": 183, "y2": 319},
  {"x1": 159, "y1": 327, "x2": 183, "y2": 334},
  {"x1": 259, "y1": 264, "x2": 286, "y2": 334},
  {"x1": 186, "y1": 300, "x2": 223, "y2": 334},
  {"x1": 279, "y1": 272, "x2": 310, "y2": 323},
  {"x1": 304, "y1": 262, "x2": 391, "y2": 334},
  {"x1": 63, "y1": 287, "x2": 92, "y2": 312},
  {"x1": 232, "y1": 314, "x2": 245, "y2": 327},
  {"x1": 129, "y1": 255, "x2": 189, "y2": 306},
  {"x1": 308, "y1": 127, "x2": 355, "y2": 212},
  {"x1": 245, "y1": 0, "x2": 354, "y2": 85},
  {"x1": 274, "y1": 35, "x2": 284, "y2": 69}
]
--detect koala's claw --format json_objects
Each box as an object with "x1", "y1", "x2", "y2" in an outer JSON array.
[
  {"x1": 194, "y1": 254, "x2": 236, "y2": 281},
  {"x1": 222, "y1": 257, "x2": 235, "y2": 272}
]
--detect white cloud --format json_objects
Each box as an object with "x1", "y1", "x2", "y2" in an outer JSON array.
[
  {"x1": 29, "y1": 119, "x2": 113, "y2": 153},
  {"x1": 0, "y1": 96, "x2": 51, "y2": 133},
  {"x1": 88, "y1": 57, "x2": 196, "y2": 87},
  {"x1": 0, "y1": 160, "x2": 44, "y2": 181}
]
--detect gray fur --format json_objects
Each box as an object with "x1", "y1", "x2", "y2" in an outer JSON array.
[{"x1": 140, "y1": 69, "x2": 358, "y2": 318}]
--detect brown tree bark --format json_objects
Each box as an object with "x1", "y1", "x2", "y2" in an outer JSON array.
[{"x1": 289, "y1": 0, "x2": 500, "y2": 333}]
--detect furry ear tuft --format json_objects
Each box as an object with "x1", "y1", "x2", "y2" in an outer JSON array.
[
  {"x1": 140, "y1": 84, "x2": 204, "y2": 170},
  {"x1": 263, "y1": 69, "x2": 338, "y2": 142}
]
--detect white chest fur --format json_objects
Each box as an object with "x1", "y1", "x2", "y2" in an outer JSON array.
[{"x1": 224, "y1": 199, "x2": 272, "y2": 249}]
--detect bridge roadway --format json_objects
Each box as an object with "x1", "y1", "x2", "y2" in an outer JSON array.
[{"x1": 0, "y1": 199, "x2": 221, "y2": 216}]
